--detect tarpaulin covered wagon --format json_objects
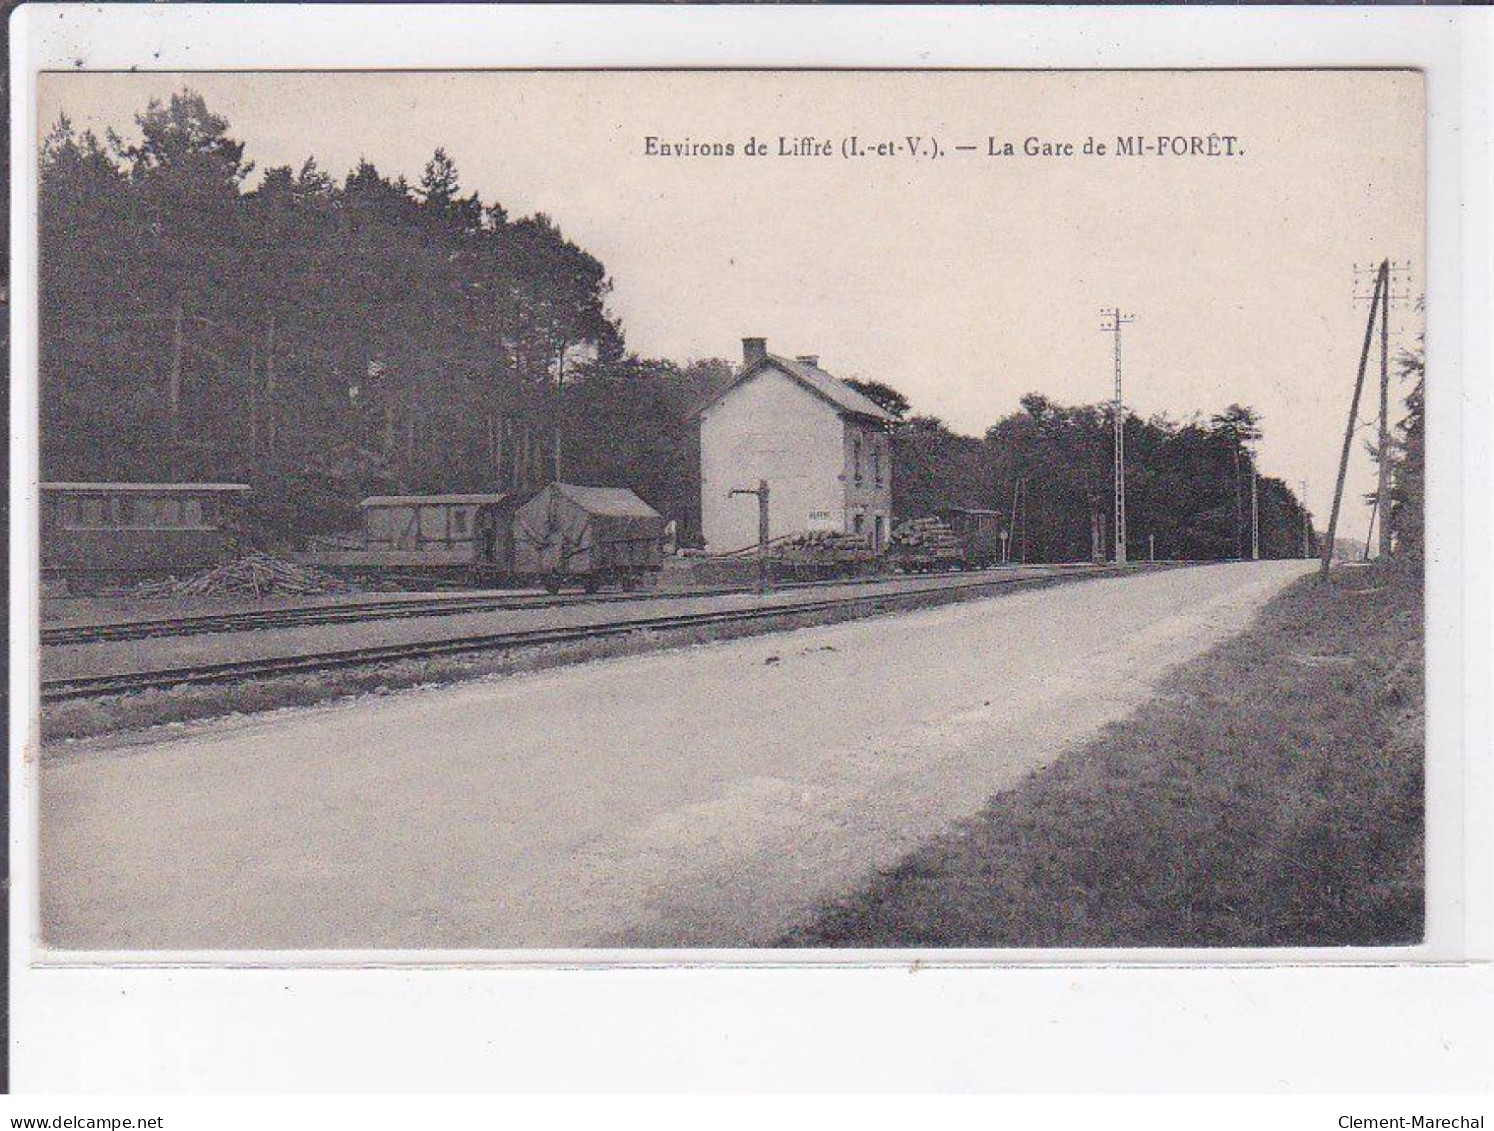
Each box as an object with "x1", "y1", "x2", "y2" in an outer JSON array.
[{"x1": 474, "y1": 482, "x2": 666, "y2": 593}]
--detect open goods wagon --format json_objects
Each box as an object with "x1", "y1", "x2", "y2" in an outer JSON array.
[{"x1": 474, "y1": 482, "x2": 666, "y2": 593}]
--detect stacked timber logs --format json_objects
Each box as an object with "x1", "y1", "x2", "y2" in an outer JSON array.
[
  {"x1": 137, "y1": 551, "x2": 357, "y2": 598},
  {"x1": 890, "y1": 516, "x2": 961, "y2": 553},
  {"x1": 772, "y1": 530, "x2": 873, "y2": 562}
]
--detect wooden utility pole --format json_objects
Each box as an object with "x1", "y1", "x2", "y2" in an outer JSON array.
[
  {"x1": 1008, "y1": 478, "x2": 1021, "y2": 553},
  {"x1": 247, "y1": 339, "x2": 259, "y2": 457},
  {"x1": 167, "y1": 298, "x2": 184, "y2": 441},
  {"x1": 1376, "y1": 259, "x2": 1393, "y2": 559},
  {"x1": 1250, "y1": 464, "x2": 1260, "y2": 560},
  {"x1": 1323, "y1": 261, "x2": 1386, "y2": 576},
  {"x1": 552, "y1": 344, "x2": 569, "y2": 484},
  {"x1": 1016, "y1": 479, "x2": 1028, "y2": 563},
  {"x1": 729, "y1": 480, "x2": 771, "y2": 593},
  {"x1": 1101, "y1": 308, "x2": 1135, "y2": 564},
  {"x1": 1005, "y1": 478, "x2": 1028, "y2": 564},
  {"x1": 1300, "y1": 480, "x2": 1311, "y2": 559},
  {"x1": 264, "y1": 314, "x2": 278, "y2": 457},
  {"x1": 1354, "y1": 258, "x2": 1411, "y2": 559}
]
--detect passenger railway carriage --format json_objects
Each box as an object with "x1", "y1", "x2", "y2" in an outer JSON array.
[{"x1": 40, "y1": 481, "x2": 251, "y2": 583}]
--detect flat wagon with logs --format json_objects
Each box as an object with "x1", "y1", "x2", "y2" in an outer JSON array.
[
  {"x1": 768, "y1": 530, "x2": 878, "y2": 581},
  {"x1": 887, "y1": 508, "x2": 1007, "y2": 572}
]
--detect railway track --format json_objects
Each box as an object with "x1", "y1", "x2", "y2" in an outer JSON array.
[
  {"x1": 40, "y1": 563, "x2": 1179, "y2": 702},
  {"x1": 40, "y1": 563, "x2": 1103, "y2": 646}
]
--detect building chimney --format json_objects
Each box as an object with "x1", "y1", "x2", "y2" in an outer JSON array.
[
  {"x1": 742, "y1": 337, "x2": 767, "y2": 366},
  {"x1": 796, "y1": 355, "x2": 820, "y2": 368}
]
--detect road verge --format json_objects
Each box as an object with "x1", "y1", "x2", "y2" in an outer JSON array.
[{"x1": 784, "y1": 562, "x2": 1424, "y2": 948}]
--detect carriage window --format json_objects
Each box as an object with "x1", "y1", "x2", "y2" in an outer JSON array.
[
  {"x1": 451, "y1": 507, "x2": 471, "y2": 537},
  {"x1": 130, "y1": 496, "x2": 184, "y2": 527},
  {"x1": 65, "y1": 496, "x2": 110, "y2": 527},
  {"x1": 182, "y1": 498, "x2": 205, "y2": 526}
]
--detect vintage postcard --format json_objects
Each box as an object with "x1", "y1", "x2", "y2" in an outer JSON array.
[{"x1": 28, "y1": 67, "x2": 1428, "y2": 955}]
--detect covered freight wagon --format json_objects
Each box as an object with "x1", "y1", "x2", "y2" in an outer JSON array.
[
  {"x1": 476, "y1": 482, "x2": 665, "y2": 593},
  {"x1": 358, "y1": 493, "x2": 509, "y2": 565}
]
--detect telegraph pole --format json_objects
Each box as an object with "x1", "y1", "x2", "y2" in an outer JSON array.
[
  {"x1": 1018, "y1": 479, "x2": 1028, "y2": 563},
  {"x1": 1251, "y1": 465, "x2": 1260, "y2": 560},
  {"x1": 1325, "y1": 262, "x2": 1386, "y2": 576},
  {"x1": 1007, "y1": 478, "x2": 1026, "y2": 565},
  {"x1": 1354, "y1": 259, "x2": 1412, "y2": 560},
  {"x1": 1377, "y1": 263, "x2": 1391, "y2": 558},
  {"x1": 1362, "y1": 496, "x2": 1378, "y2": 563},
  {"x1": 1300, "y1": 480, "x2": 1311, "y2": 559},
  {"x1": 1101, "y1": 307, "x2": 1135, "y2": 565}
]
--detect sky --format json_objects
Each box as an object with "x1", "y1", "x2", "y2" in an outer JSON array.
[{"x1": 38, "y1": 70, "x2": 1424, "y2": 531}]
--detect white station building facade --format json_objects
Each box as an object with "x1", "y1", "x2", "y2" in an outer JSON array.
[{"x1": 699, "y1": 337, "x2": 897, "y2": 554}]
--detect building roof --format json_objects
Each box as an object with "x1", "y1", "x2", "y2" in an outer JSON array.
[
  {"x1": 40, "y1": 481, "x2": 251, "y2": 493},
  {"x1": 699, "y1": 354, "x2": 899, "y2": 424},
  {"x1": 360, "y1": 493, "x2": 512, "y2": 508},
  {"x1": 549, "y1": 482, "x2": 662, "y2": 520}
]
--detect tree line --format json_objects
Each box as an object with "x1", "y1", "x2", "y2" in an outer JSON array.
[
  {"x1": 847, "y1": 382, "x2": 1314, "y2": 562},
  {"x1": 41, "y1": 88, "x2": 1418, "y2": 562},
  {"x1": 40, "y1": 89, "x2": 725, "y2": 538}
]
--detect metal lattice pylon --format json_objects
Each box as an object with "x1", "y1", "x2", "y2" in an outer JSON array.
[{"x1": 1101, "y1": 307, "x2": 1135, "y2": 565}]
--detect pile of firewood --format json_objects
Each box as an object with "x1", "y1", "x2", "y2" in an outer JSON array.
[{"x1": 137, "y1": 551, "x2": 357, "y2": 598}]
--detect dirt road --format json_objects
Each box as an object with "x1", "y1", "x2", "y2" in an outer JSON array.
[{"x1": 40, "y1": 561, "x2": 1311, "y2": 950}]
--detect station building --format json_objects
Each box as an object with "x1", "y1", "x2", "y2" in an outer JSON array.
[{"x1": 699, "y1": 337, "x2": 896, "y2": 554}]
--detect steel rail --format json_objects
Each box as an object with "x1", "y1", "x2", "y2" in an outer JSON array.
[
  {"x1": 41, "y1": 563, "x2": 1181, "y2": 702},
  {"x1": 41, "y1": 562, "x2": 1114, "y2": 646}
]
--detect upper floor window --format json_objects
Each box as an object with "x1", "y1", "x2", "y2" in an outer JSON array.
[
  {"x1": 873, "y1": 442, "x2": 883, "y2": 487},
  {"x1": 853, "y1": 436, "x2": 863, "y2": 484}
]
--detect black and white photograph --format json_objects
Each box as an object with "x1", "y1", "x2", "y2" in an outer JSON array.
[{"x1": 27, "y1": 66, "x2": 1429, "y2": 954}]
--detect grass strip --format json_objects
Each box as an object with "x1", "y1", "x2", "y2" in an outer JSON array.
[{"x1": 784, "y1": 563, "x2": 1424, "y2": 948}]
